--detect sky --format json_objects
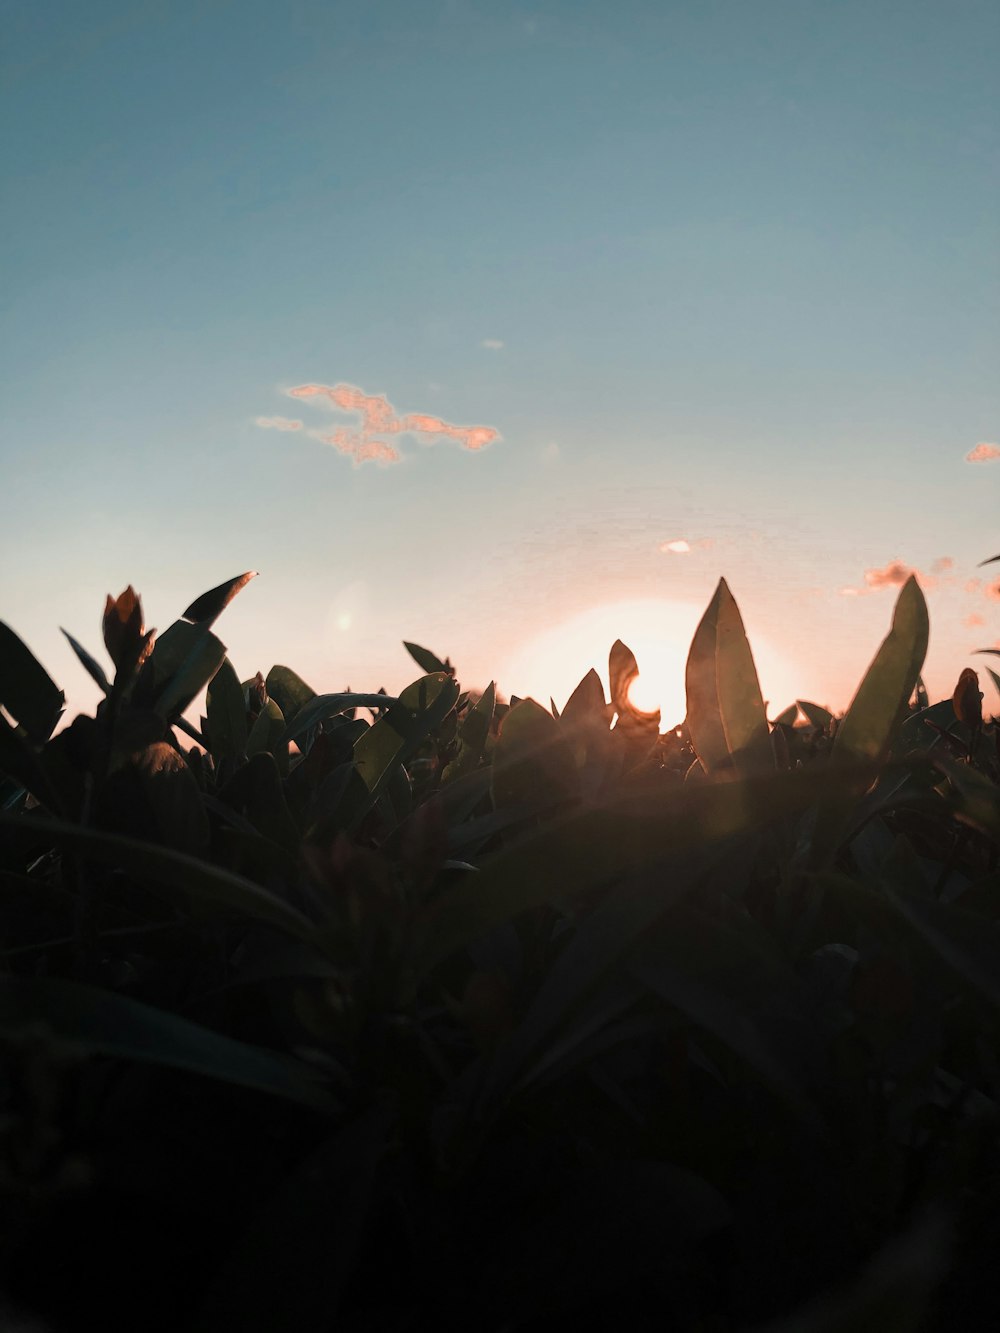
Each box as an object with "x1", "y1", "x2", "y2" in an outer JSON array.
[{"x1": 2, "y1": 0, "x2": 998, "y2": 731}]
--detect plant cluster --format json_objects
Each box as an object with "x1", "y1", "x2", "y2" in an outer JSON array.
[{"x1": 1, "y1": 563, "x2": 1000, "y2": 1330}]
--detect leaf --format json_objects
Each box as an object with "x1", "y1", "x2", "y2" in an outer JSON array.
[
  {"x1": 0, "y1": 978, "x2": 336, "y2": 1113},
  {"x1": 608, "y1": 639, "x2": 639, "y2": 714},
  {"x1": 490, "y1": 698, "x2": 579, "y2": 812},
  {"x1": 484, "y1": 858, "x2": 708, "y2": 1103},
  {"x1": 811, "y1": 577, "x2": 929, "y2": 865},
  {"x1": 0, "y1": 622, "x2": 65, "y2": 742},
  {"x1": 206, "y1": 656, "x2": 248, "y2": 760},
  {"x1": 349, "y1": 672, "x2": 460, "y2": 811},
  {"x1": 98, "y1": 741, "x2": 210, "y2": 858},
  {"x1": 149, "y1": 621, "x2": 228, "y2": 722},
  {"x1": 560, "y1": 668, "x2": 608, "y2": 724},
  {"x1": 182, "y1": 570, "x2": 258, "y2": 626},
  {"x1": 631, "y1": 954, "x2": 826, "y2": 1132},
  {"x1": 837, "y1": 579, "x2": 931, "y2": 763},
  {"x1": 246, "y1": 698, "x2": 286, "y2": 758},
  {"x1": 0, "y1": 714, "x2": 66, "y2": 815},
  {"x1": 60, "y1": 629, "x2": 110, "y2": 695},
  {"x1": 413, "y1": 762, "x2": 858, "y2": 976},
  {"x1": 216, "y1": 751, "x2": 300, "y2": 852},
  {"x1": 265, "y1": 665, "x2": 316, "y2": 727},
  {"x1": 715, "y1": 578, "x2": 771, "y2": 771},
  {"x1": 442, "y1": 683, "x2": 497, "y2": 785},
  {"x1": 276, "y1": 692, "x2": 398, "y2": 749},
  {"x1": 684, "y1": 579, "x2": 770, "y2": 775},
  {"x1": 797, "y1": 700, "x2": 834, "y2": 732},
  {"x1": 977, "y1": 554, "x2": 1000, "y2": 567},
  {"x1": 403, "y1": 641, "x2": 450, "y2": 674},
  {"x1": 0, "y1": 811, "x2": 317, "y2": 943},
  {"x1": 772, "y1": 704, "x2": 799, "y2": 728},
  {"x1": 985, "y1": 665, "x2": 1000, "y2": 705}
]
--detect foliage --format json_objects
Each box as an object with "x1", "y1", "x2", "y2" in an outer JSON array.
[{"x1": 1, "y1": 565, "x2": 999, "y2": 1330}]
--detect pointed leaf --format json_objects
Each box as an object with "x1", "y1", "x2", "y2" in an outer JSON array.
[
  {"x1": 832, "y1": 576, "x2": 929, "y2": 769},
  {"x1": 797, "y1": 699, "x2": 834, "y2": 732},
  {"x1": 561, "y1": 668, "x2": 608, "y2": 722},
  {"x1": 608, "y1": 639, "x2": 640, "y2": 715},
  {"x1": 182, "y1": 571, "x2": 258, "y2": 627},
  {"x1": 0, "y1": 622, "x2": 65, "y2": 742},
  {"x1": 0, "y1": 978, "x2": 336, "y2": 1113},
  {"x1": 491, "y1": 698, "x2": 578, "y2": 811},
  {"x1": 715, "y1": 578, "x2": 772, "y2": 772},
  {"x1": 684, "y1": 582, "x2": 729, "y2": 773},
  {"x1": 60, "y1": 629, "x2": 110, "y2": 694},
  {"x1": 403, "y1": 641, "x2": 450, "y2": 674},
  {"x1": 811, "y1": 577, "x2": 929, "y2": 865}
]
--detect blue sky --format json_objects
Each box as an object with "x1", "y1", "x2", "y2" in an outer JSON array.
[{"x1": 2, "y1": 0, "x2": 998, "y2": 726}]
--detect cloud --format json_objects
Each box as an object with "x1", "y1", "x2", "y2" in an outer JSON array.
[
  {"x1": 966, "y1": 442, "x2": 1000, "y2": 463},
  {"x1": 931, "y1": 556, "x2": 954, "y2": 574},
  {"x1": 986, "y1": 580, "x2": 1000, "y2": 602},
  {"x1": 965, "y1": 613, "x2": 986, "y2": 628},
  {"x1": 256, "y1": 416, "x2": 303, "y2": 431},
  {"x1": 285, "y1": 381, "x2": 500, "y2": 466},
  {"x1": 541, "y1": 441, "x2": 560, "y2": 462},
  {"x1": 481, "y1": 338, "x2": 504, "y2": 350},
  {"x1": 838, "y1": 559, "x2": 941, "y2": 597},
  {"x1": 660, "y1": 539, "x2": 691, "y2": 554}
]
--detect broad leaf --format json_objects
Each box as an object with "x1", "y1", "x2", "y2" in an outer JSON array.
[
  {"x1": 491, "y1": 698, "x2": 578, "y2": 811},
  {"x1": 0, "y1": 978, "x2": 336, "y2": 1113},
  {"x1": 265, "y1": 665, "x2": 316, "y2": 726},
  {"x1": 0, "y1": 811, "x2": 317, "y2": 943},
  {"x1": 206, "y1": 656, "x2": 248, "y2": 760},
  {"x1": 0, "y1": 622, "x2": 65, "y2": 742}
]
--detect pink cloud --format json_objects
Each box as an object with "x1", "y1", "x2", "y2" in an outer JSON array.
[
  {"x1": 986, "y1": 580, "x2": 1000, "y2": 602},
  {"x1": 966, "y1": 578, "x2": 982, "y2": 594},
  {"x1": 864, "y1": 560, "x2": 914, "y2": 590},
  {"x1": 931, "y1": 556, "x2": 953, "y2": 574},
  {"x1": 839, "y1": 559, "x2": 941, "y2": 597},
  {"x1": 256, "y1": 416, "x2": 303, "y2": 431},
  {"x1": 966, "y1": 442, "x2": 1000, "y2": 463},
  {"x1": 285, "y1": 381, "x2": 500, "y2": 465},
  {"x1": 660, "y1": 539, "x2": 691, "y2": 553},
  {"x1": 965, "y1": 613, "x2": 986, "y2": 628}
]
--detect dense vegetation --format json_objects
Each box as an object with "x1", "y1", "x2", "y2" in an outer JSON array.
[{"x1": 1, "y1": 564, "x2": 1000, "y2": 1331}]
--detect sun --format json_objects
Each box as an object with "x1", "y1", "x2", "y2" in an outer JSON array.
[{"x1": 499, "y1": 597, "x2": 803, "y2": 729}]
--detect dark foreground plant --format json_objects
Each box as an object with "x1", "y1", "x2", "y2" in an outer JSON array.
[{"x1": 0, "y1": 566, "x2": 998, "y2": 1330}]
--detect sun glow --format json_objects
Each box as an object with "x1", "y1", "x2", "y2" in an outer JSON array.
[{"x1": 500, "y1": 598, "x2": 803, "y2": 729}]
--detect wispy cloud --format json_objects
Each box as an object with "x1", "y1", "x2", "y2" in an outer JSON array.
[
  {"x1": 284, "y1": 382, "x2": 501, "y2": 467},
  {"x1": 931, "y1": 556, "x2": 954, "y2": 574},
  {"x1": 838, "y1": 559, "x2": 940, "y2": 597},
  {"x1": 255, "y1": 416, "x2": 303, "y2": 431},
  {"x1": 481, "y1": 338, "x2": 504, "y2": 350},
  {"x1": 966, "y1": 442, "x2": 1000, "y2": 463},
  {"x1": 660, "y1": 539, "x2": 691, "y2": 553},
  {"x1": 541, "y1": 441, "x2": 560, "y2": 462},
  {"x1": 986, "y1": 580, "x2": 1000, "y2": 602},
  {"x1": 965, "y1": 613, "x2": 986, "y2": 627}
]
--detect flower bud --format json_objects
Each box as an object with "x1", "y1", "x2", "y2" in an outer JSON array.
[{"x1": 953, "y1": 667, "x2": 983, "y2": 730}]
